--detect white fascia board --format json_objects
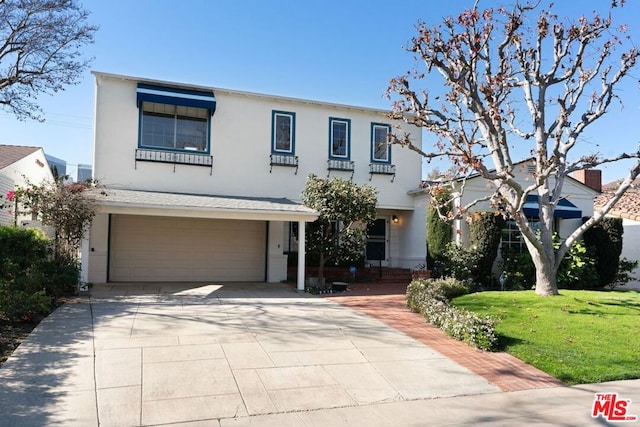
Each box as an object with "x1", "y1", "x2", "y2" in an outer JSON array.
[
  {"x1": 96, "y1": 203, "x2": 319, "y2": 222},
  {"x1": 92, "y1": 70, "x2": 399, "y2": 117}
]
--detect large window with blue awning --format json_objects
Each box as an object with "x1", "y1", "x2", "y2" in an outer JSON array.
[{"x1": 136, "y1": 84, "x2": 216, "y2": 154}]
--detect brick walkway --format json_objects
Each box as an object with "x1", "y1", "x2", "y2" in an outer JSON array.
[{"x1": 325, "y1": 282, "x2": 565, "y2": 392}]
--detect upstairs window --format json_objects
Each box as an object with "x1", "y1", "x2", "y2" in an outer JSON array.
[
  {"x1": 371, "y1": 123, "x2": 391, "y2": 163},
  {"x1": 329, "y1": 117, "x2": 350, "y2": 159},
  {"x1": 140, "y1": 102, "x2": 209, "y2": 152},
  {"x1": 136, "y1": 84, "x2": 216, "y2": 154},
  {"x1": 272, "y1": 110, "x2": 296, "y2": 155}
]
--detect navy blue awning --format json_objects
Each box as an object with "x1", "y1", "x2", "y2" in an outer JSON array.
[
  {"x1": 136, "y1": 83, "x2": 216, "y2": 113},
  {"x1": 522, "y1": 195, "x2": 582, "y2": 219}
]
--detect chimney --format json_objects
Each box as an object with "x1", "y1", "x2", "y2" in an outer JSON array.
[{"x1": 573, "y1": 169, "x2": 602, "y2": 192}]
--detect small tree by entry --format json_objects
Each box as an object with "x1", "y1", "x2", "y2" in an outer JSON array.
[
  {"x1": 301, "y1": 174, "x2": 378, "y2": 285},
  {"x1": 4, "y1": 179, "x2": 99, "y2": 264},
  {"x1": 387, "y1": 1, "x2": 640, "y2": 296}
]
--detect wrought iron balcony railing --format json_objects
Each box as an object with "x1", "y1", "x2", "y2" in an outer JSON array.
[
  {"x1": 327, "y1": 159, "x2": 355, "y2": 180},
  {"x1": 135, "y1": 149, "x2": 213, "y2": 174},
  {"x1": 270, "y1": 154, "x2": 299, "y2": 174},
  {"x1": 369, "y1": 163, "x2": 396, "y2": 182}
]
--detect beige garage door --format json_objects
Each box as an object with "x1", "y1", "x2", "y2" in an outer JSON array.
[{"x1": 109, "y1": 215, "x2": 266, "y2": 282}]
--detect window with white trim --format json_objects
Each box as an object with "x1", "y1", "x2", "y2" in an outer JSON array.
[
  {"x1": 501, "y1": 219, "x2": 555, "y2": 253},
  {"x1": 329, "y1": 117, "x2": 350, "y2": 159},
  {"x1": 371, "y1": 123, "x2": 391, "y2": 163},
  {"x1": 272, "y1": 110, "x2": 295, "y2": 154}
]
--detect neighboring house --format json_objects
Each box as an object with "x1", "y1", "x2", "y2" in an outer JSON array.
[
  {"x1": 83, "y1": 72, "x2": 426, "y2": 289},
  {"x1": 413, "y1": 161, "x2": 600, "y2": 275},
  {"x1": 595, "y1": 180, "x2": 640, "y2": 284},
  {"x1": 0, "y1": 145, "x2": 54, "y2": 226}
]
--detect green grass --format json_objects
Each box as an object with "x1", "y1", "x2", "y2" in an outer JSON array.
[{"x1": 451, "y1": 289, "x2": 640, "y2": 385}]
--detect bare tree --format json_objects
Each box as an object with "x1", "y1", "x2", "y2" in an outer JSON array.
[
  {"x1": 387, "y1": 1, "x2": 640, "y2": 296},
  {"x1": 0, "y1": 0, "x2": 97, "y2": 120}
]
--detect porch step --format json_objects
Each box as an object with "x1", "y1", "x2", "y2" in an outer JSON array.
[{"x1": 287, "y1": 266, "x2": 428, "y2": 284}]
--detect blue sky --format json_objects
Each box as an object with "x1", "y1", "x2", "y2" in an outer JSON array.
[{"x1": 1, "y1": 0, "x2": 638, "y2": 183}]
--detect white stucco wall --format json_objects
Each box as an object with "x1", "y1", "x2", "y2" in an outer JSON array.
[
  {"x1": 93, "y1": 73, "x2": 422, "y2": 210},
  {"x1": 0, "y1": 149, "x2": 54, "y2": 226}
]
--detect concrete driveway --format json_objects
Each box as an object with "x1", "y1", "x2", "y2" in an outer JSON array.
[
  {"x1": 1, "y1": 282, "x2": 638, "y2": 426},
  {"x1": 0, "y1": 282, "x2": 499, "y2": 426}
]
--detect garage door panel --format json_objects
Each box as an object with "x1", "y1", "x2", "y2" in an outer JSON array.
[{"x1": 109, "y1": 215, "x2": 266, "y2": 282}]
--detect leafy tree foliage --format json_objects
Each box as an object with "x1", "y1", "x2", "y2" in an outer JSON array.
[
  {"x1": 301, "y1": 174, "x2": 377, "y2": 284},
  {"x1": 387, "y1": 2, "x2": 640, "y2": 295},
  {"x1": 0, "y1": 0, "x2": 97, "y2": 120},
  {"x1": 4, "y1": 179, "x2": 98, "y2": 264}
]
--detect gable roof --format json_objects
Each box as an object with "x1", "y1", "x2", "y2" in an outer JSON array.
[{"x1": 0, "y1": 145, "x2": 41, "y2": 170}]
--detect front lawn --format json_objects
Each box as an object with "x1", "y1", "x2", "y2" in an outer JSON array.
[{"x1": 452, "y1": 290, "x2": 640, "y2": 385}]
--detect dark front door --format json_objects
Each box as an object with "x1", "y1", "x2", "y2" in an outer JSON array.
[{"x1": 366, "y1": 218, "x2": 387, "y2": 264}]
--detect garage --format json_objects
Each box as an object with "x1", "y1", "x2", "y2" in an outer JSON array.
[{"x1": 109, "y1": 214, "x2": 266, "y2": 282}]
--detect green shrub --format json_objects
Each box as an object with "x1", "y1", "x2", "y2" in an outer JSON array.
[
  {"x1": 557, "y1": 240, "x2": 599, "y2": 289},
  {"x1": 583, "y1": 217, "x2": 624, "y2": 287},
  {"x1": 0, "y1": 283, "x2": 51, "y2": 322},
  {"x1": 499, "y1": 247, "x2": 535, "y2": 290},
  {"x1": 0, "y1": 226, "x2": 49, "y2": 281},
  {"x1": 406, "y1": 278, "x2": 497, "y2": 350},
  {"x1": 468, "y1": 212, "x2": 504, "y2": 288},
  {"x1": 500, "y1": 235, "x2": 599, "y2": 290},
  {"x1": 436, "y1": 243, "x2": 482, "y2": 284},
  {"x1": 38, "y1": 261, "x2": 80, "y2": 299},
  {"x1": 0, "y1": 225, "x2": 78, "y2": 323},
  {"x1": 426, "y1": 189, "x2": 452, "y2": 266}
]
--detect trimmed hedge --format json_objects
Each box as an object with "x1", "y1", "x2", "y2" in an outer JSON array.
[
  {"x1": 468, "y1": 212, "x2": 504, "y2": 287},
  {"x1": 407, "y1": 278, "x2": 497, "y2": 351}
]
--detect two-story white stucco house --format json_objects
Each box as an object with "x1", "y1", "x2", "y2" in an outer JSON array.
[
  {"x1": 83, "y1": 72, "x2": 426, "y2": 289},
  {"x1": 0, "y1": 145, "x2": 54, "y2": 227}
]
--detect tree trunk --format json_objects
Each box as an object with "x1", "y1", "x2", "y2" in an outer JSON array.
[
  {"x1": 318, "y1": 252, "x2": 325, "y2": 286},
  {"x1": 530, "y1": 249, "x2": 559, "y2": 296}
]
